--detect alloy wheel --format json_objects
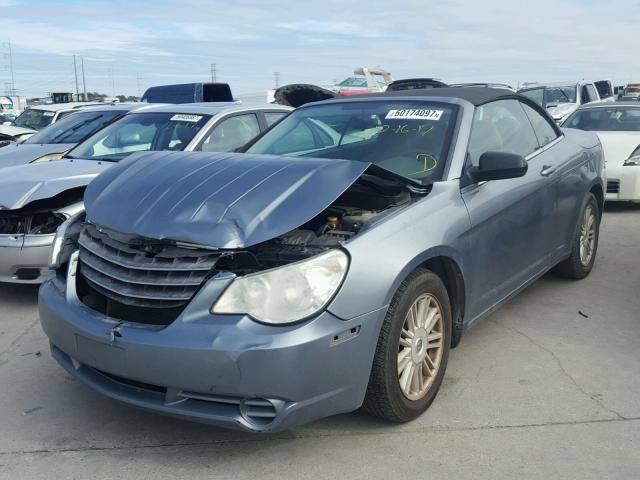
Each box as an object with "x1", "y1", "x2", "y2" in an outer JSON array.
[
  {"x1": 397, "y1": 293, "x2": 444, "y2": 401},
  {"x1": 579, "y1": 205, "x2": 596, "y2": 266}
]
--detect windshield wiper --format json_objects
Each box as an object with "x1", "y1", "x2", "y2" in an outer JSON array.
[{"x1": 367, "y1": 164, "x2": 430, "y2": 193}]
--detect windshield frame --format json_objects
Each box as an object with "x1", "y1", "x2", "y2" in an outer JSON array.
[{"x1": 244, "y1": 99, "x2": 461, "y2": 185}]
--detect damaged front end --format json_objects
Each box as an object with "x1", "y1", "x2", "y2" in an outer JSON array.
[
  {"x1": 55, "y1": 151, "x2": 422, "y2": 325},
  {"x1": 0, "y1": 189, "x2": 84, "y2": 283}
]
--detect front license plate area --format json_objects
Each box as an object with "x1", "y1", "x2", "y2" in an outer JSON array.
[{"x1": 75, "y1": 335, "x2": 126, "y2": 373}]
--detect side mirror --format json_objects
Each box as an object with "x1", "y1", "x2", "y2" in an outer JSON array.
[{"x1": 471, "y1": 151, "x2": 528, "y2": 182}]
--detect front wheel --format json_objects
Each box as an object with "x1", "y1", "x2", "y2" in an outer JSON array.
[
  {"x1": 363, "y1": 269, "x2": 452, "y2": 422},
  {"x1": 554, "y1": 192, "x2": 600, "y2": 279}
]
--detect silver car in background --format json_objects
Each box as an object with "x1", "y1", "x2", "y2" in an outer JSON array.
[{"x1": 0, "y1": 102, "x2": 291, "y2": 283}]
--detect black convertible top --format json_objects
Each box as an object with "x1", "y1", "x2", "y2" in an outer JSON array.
[{"x1": 331, "y1": 87, "x2": 520, "y2": 106}]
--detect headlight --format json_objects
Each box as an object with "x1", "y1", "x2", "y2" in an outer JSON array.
[
  {"x1": 212, "y1": 249, "x2": 349, "y2": 325},
  {"x1": 31, "y1": 153, "x2": 64, "y2": 163},
  {"x1": 48, "y1": 210, "x2": 85, "y2": 269},
  {"x1": 623, "y1": 146, "x2": 640, "y2": 166}
]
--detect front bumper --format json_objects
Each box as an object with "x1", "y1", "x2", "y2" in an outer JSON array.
[
  {"x1": 605, "y1": 165, "x2": 640, "y2": 202},
  {"x1": 0, "y1": 234, "x2": 54, "y2": 283},
  {"x1": 39, "y1": 263, "x2": 386, "y2": 432}
]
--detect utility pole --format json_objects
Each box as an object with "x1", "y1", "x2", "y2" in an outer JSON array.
[
  {"x1": 210, "y1": 63, "x2": 217, "y2": 83},
  {"x1": 2, "y1": 40, "x2": 16, "y2": 96},
  {"x1": 274, "y1": 71, "x2": 280, "y2": 89},
  {"x1": 136, "y1": 73, "x2": 142, "y2": 98},
  {"x1": 73, "y1": 55, "x2": 80, "y2": 100},
  {"x1": 81, "y1": 56, "x2": 87, "y2": 101}
]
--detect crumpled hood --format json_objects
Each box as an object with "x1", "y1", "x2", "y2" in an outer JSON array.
[
  {"x1": 596, "y1": 132, "x2": 640, "y2": 164},
  {"x1": 0, "y1": 143, "x2": 75, "y2": 168},
  {"x1": 0, "y1": 125, "x2": 37, "y2": 139},
  {"x1": 84, "y1": 151, "x2": 370, "y2": 248},
  {"x1": 0, "y1": 159, "x2": 111, "y2": 210}
]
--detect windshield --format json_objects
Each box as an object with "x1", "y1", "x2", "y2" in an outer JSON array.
[
  {"x1": 67, "y1": 111, "x2": 211, "y2": 162},
  {"x1": 13, "y1": 109, "x2": 55, "y2": 130},
  {"x1": 544, "y1": 86, "x2": 577, "y2": 105},
  {"x1": 625, "y1": 87, "x2": 640, "y2": 94},
  {"x1": 338, "y1": 77, "x2": 368, "y2": 87},
  {"x1": 24, "y1": 110, "x2": 123, "y2": 145},
  {"x1": 563, "y1": 107, "x2": 640, "y2": 131},
  {"x1": 246, "y1": 101, "x2": 458, "y2": 182}
]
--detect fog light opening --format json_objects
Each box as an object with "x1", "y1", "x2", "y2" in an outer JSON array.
[{"x1": 239, "y1": 398, "x2": 278, "y2": 427}]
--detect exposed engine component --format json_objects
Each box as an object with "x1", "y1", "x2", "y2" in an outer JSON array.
[
  {"x1": 0, "y1": 188, "x2": 84, "y2": 236},
  {"x1": 245, "y1": 173, "x2": 414, "y2": 269},
  {"x1": 0, "y1": 209, "x2": 66, "y2": 235}
]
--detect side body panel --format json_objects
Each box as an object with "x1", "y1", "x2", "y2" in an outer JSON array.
[
  {"x1": 542, "y1": 131, "x2": 602, "y2": 263},
  {"x1": 329, "y1": 180, "x2": 472, "y2": 320},
  {"x1": 460, "y1": 151, "x2": 555, "y2": 321}
]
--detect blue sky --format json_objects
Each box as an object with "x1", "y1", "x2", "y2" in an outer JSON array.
[{"x1": 1, "y1": 0, "x2": 639, "y2": 98}]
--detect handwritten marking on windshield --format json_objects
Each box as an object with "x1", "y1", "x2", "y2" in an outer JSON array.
[
  {"x1": 377, "y1": 124, "x2": 435, "y2": 136},
  {"x1": 409, "y1": 153, "x2": 438, "y2": 176}
]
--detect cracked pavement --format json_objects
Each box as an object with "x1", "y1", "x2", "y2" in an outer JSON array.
[{"x1": 0, "y1": 205, "x2": 639, "y2": 479}]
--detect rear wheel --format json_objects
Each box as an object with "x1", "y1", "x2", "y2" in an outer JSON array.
[
  {"x1": 363, "y1": 269, "x2": 451, "y2": 422},
  {"x1": 554, "y1": 193, "x2": 600, "y2": 279}
]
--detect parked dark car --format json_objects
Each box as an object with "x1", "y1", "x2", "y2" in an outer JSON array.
[
  {"x1": 40, "y1": 88, "x2": 604, "y2": 432},
  {"x1": 141, "y1": 83, "x2": 234, "y2": 104},
  {"x1": 386, "y1": 78, "x2": 447, "y2": 91}
]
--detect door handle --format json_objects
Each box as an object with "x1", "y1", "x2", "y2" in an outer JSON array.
[{"x1": 541, "y1": 165, "x2": 556, "y2": 176}]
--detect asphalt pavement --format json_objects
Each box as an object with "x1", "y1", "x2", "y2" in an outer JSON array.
[{"x1": 0, "y1": 204, "x2": 638, "y2": 479}]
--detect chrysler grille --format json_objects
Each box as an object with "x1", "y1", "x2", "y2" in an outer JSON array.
[{"x1": 78, "y1": 224, "x2": 220, "y2": 311}]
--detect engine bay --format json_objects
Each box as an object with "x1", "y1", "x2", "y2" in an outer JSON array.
[{"x1": 233, "y1": 172, "x2": 416, "y2": 272}]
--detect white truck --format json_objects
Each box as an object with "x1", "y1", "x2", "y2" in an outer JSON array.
[
  {"x1": 0, "y1": 96, "x2": 27, "y2": 116},
  {"x1": 518, "y1": 81, "x2": 602, "y2": 123}
]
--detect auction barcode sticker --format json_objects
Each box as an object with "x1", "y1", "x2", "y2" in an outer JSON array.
[
  {"x1": 170, "y1": 114, "x2": 203, "y2": 122},
  {"x1": 385, "y1": 109, "x2": 443, "y2": 121}
]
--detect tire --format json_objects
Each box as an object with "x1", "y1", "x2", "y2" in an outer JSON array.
[
  {"x1": 554, "y1": 192, "x2": 600, "y2": 279},
  {"x1": 363, "y1": 269, "x2": 452, "y2": 422}
]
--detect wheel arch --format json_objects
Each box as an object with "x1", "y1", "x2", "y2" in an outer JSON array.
[
  {"x1": 590, "y1": 182, "x2": 604, "y2": 216},
  {"x1": 385, "y1": 248, "x2": 467, "y2": 348}
]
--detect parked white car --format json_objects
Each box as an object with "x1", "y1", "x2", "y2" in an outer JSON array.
[
  {"x1": 562, "y1": 101, "x2": 640, "y2": 202},
  {"x1": 518, "y1": 81, "x2": 601, "y2": 123},
  {"x1": 0, "y1": 102, "x2": 102, "y2": 146}
]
